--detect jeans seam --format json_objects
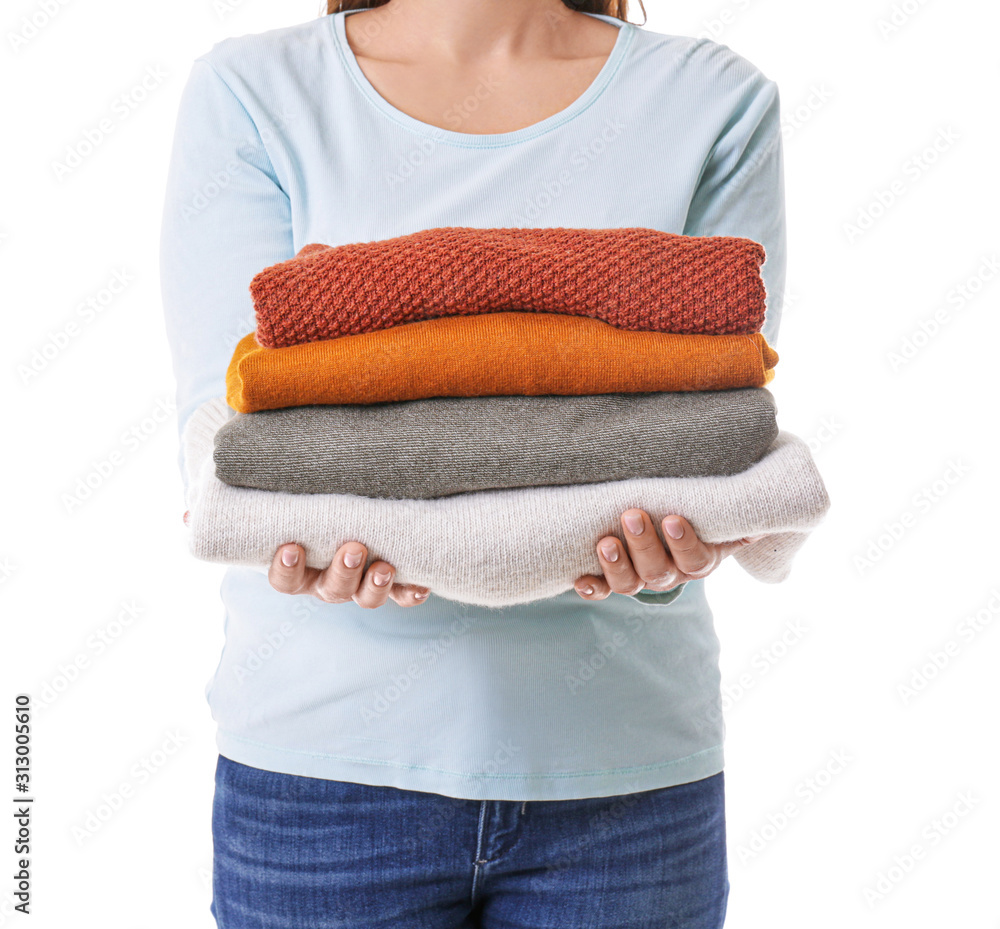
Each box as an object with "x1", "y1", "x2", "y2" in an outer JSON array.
[{"x1": 470, "y1": 801, "x2": 490, "y2": 906}]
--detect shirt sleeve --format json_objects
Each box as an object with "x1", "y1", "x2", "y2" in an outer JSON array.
[
  {"x1": 159, "y1": 55, "x2": 294, "y2": 495},
  {"x1": 682, "y1": 72, "x2": 786, "y2": 349},
  {"x1": 629, "y1": 68, "x2": 786, "y2": 607}
]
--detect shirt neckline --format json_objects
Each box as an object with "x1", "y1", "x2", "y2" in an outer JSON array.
[{"x1": 329, "y1": 9, "x2": 634, "y2": 148}]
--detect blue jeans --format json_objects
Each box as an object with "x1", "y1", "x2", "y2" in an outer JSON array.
[{"x1": 211, "y1": 754, "x2": 729, "y2": 928}]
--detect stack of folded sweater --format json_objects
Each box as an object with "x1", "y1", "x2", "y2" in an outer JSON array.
[{"x1": 181, "y1": 227, "x2": 830, "y2": 608}]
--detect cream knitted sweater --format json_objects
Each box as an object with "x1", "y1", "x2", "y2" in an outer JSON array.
[{"x1": 183, "y1": 398, "x2": 830, "y2": 608}]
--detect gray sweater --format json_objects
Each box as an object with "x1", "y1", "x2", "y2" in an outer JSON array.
[{"x1": 213, "y1": 388, "x2": 778, "y2": 498}]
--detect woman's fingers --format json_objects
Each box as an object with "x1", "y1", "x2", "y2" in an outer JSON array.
[
  {"x1": 271, "y1": 520, "x2": 747, "y2": 607},
  {"x1": 311, "y1": 541, "x2": 369, "y2": 602},
  {"x1": 595, "y1": 534, "x2": 647, "y2": 596},
  {"x1": 574, "y1": 573, "x2": 612, "y2": 600},
  {"x1": 390, "y1": 583, "x2": 431, "y2": 607},
  {"x1": 619, "y1": 509, "x2": 683, "y2": 591},
  {"x1": 268, "y1": 543, "x2": 313, "y2": 596},
  {"x1": 660, "y1": 516, "x2": 720, "y2": 579},
  {"x1": 577, "y1": 515, "x2": 765, "y2": 601},
  {"x1": 269, "y1": 542, "x2": 429, "y2": 607},
  {"x1": 352, "y1": 560, "x2": 396, "y2": 609}
]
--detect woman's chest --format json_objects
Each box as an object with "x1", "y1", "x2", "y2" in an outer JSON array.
[{"x1": 274, "y1": 84, "x2": 712, "y2": 251}]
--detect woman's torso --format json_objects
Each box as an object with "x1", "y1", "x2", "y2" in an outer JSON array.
[{"x1": 170, "y1": 9, "x2": 782, "y2": 801}]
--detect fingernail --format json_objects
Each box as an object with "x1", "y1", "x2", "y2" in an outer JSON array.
[
  {"x1": 746, "y1": 534, "x2": 765, "y2": 543},
  {"x1": 414, "y1": 590, "x2": 428, "y2": 600},
  {"x1": 663, "y1": 517, "x2": 684, "y2": 540},
  {"x1": 344, "y1": 550, "x2": 362, "y2": 568},
  {"x1": 578, "y1": 584, "x2": 594, "y2": 596},
  {"x1": 622, "y1": 512, "x2": 643, "y2": 535},
  {"x1": 281, "y1": 547, "x2": 298, "y2": 567},
  {"x1": 599, "y1": 541, "x2": 619, "y2": 562},
  {"x1": 372, "y1": 571, "x2": 390, "y2": 587}
]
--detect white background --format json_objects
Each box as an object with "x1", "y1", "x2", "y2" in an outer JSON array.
[{"x1": 2, "y1": 0, "x2": 998, "y2": 925}]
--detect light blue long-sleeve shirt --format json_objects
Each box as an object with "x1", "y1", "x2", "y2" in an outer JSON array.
[{"x1": 159, "y1": 8, "x2": 785, "y2": 801}]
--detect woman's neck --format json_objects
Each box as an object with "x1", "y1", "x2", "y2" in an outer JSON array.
[
  {"x1": 345, "y1": 0, "x2": 615, "y2": 65},
  {"x1": 340, "y1": 0, "x2": 623, "y2": 134}
]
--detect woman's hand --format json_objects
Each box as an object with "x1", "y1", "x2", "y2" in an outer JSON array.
[
  {"x1": 574, "y1": 509, "x2": 763, "y2": 600},
  {"x1": 268, "y1": 541, "x2": 430, "y2": 608}
]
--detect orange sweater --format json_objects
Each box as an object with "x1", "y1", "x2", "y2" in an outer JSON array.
[{"x1": 227, "y1": 312, "x2": 777, "y2": 412}]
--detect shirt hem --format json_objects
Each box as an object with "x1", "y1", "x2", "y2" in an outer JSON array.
[{"x1": 214, "y1": 729, "x2": 724, "y2": 801}]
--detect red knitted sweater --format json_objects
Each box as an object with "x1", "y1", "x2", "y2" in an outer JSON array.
[{"x1": 250, "y1": 226, "x2": 768, "y2": 348}]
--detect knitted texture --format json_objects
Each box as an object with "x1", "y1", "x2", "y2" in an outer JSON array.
[
  {"x1": 186, "y1": 398, "x2": 829, "y2": 607},
  {"x1": 213, "y1": 389, "x2": 779, "y2": 498},
  {"x1": 249, "y1": 227, "x2": 768, "y2": 348},
  {"x1": 226, "y1": 312, "x2": 778, "y2": 412}
]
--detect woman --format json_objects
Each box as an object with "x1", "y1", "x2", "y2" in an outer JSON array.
[{"x1": 160, "y1": 0, "x2": 786, "y2": 925}]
